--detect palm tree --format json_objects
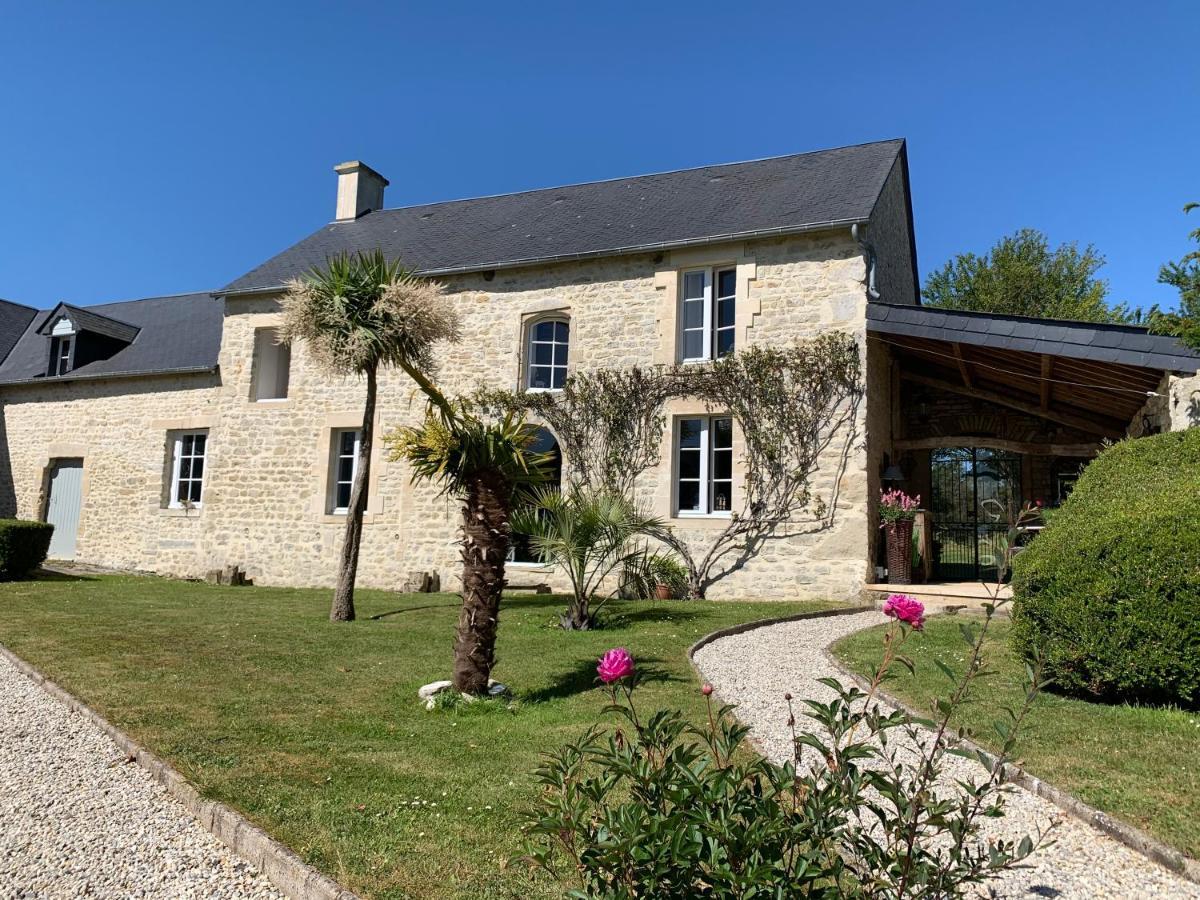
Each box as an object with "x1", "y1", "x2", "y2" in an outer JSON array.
[
  {"x1": 510, "y1": 487, "x2": 665, "y2": 630},
  {"x1": 280, "y1": 251, "x2": 458, "y2": 622},
  {"x1": 388, "y1": 401, "x2": 553, "y2": 694}
]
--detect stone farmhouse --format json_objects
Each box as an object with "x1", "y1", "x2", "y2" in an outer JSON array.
[{"x1": 1, "y1": 139, "x2": 1197, "y2": 600}]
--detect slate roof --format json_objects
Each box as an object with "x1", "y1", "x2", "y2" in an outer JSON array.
[
  {"x1": 220, "y1": 139, "x2": 907, "y2": 295},
  {"x1": 0, "y1": 300, "x2": 38, "y2": 366},
  {"x1": 0, "y1": 292, "x2": 221, "y2": 386},
  {"x1": 36, "y1": 302, "x2": 141, "y2": 343},
  {"x1": 867, "y1": 302, "x2": 1200, "y2": 373}
]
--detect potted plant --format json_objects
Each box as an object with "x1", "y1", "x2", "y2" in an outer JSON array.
[
  {"x1": 648, "y1": 555, "x2": 688, "y2": 600},
  {"x1": 879, "y1": 488, "x2": 920, "y2": 585}
]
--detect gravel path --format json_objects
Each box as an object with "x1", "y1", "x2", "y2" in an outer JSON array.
[
  {"x1": 693, "y1": 610, "x2": 1200, "y2": 900},
  {"x1": 0, "y1": 654, "x2": 284, "y2": 899}
]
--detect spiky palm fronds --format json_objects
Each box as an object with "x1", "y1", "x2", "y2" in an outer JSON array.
[
  {"x1": 388, "y1": 403, "x2": 554, "y2": 501},
  {"x1": 279, "y1": 250, "x2": 459, "y2": 377}
]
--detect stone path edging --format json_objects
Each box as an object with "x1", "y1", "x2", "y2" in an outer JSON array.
[
  {"x1": 0, "y1": 642, "x2": 361, "y2": 900},
  {"x1": 686, "y1": 606, "x2": 1200, "y2": 888}
]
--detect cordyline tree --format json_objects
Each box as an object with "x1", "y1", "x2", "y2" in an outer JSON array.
[
  {"x1": 280, "y1": 251, "x2": 456, "y2": 622},
  {"x1": 663, "y1": 334, "x2": 863, "y2": 598},
  {"x1": 385, "y1": 395, "x2": 553, "y2": 694}
]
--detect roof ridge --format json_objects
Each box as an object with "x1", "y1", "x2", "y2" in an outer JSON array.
[
  {"x1": 352, "y1": 138, "x2": 907, "y2": 218},
  {"x1": 0, "y1": 297, "x2": 40, "y2": 313},
  {"x1": 873, "y1": 301, "x2": 1161, "y2": 334}
]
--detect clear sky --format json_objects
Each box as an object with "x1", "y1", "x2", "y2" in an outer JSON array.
[{"x1": 1, "y1": 2, "x2": 1196, "y2": 312}]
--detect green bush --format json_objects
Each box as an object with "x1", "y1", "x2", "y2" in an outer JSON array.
[
  {"x1": 0, "y1": 519, "x2": 54, "y2": 580},
  {"x1": 1011, "y1": 430, "x2": 1200, "y2": 708}
]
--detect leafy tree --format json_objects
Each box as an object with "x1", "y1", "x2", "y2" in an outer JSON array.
[
  {"x1": 280, "y1": 251, "x2": 456, "y2": 622},
  {"x1": 923, "y1": 228, "x2": 1134, "y2": 323},
  {"x1": 387, "y1": 398, "x2": 553, "y2": 694},
  {"x1": 1147, "y1": 203, "x2": 1200, "y2": 350},
  {"x1": 510, "y1": 488, "x2": 666, "y2": 629}
]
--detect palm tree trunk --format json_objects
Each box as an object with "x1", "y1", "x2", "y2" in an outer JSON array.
[
  {"x1": 453, "y1": 468, "x2": 511, "y2": 694},
  {"x1": 331, "y1": 363, "x2": 376, "y2": 622}
]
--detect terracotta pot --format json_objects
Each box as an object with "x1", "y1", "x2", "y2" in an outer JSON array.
[
  {"x1": 654, "y1": 582, "x2": 673, "y2": 600},
  {"x1": 885, "y1": 518, "x2": 915, "y2": 585}
]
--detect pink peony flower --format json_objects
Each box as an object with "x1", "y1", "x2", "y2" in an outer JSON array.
[
  {"x1": 882, "y1": 593, "x2": 926, "y2": 630},
  {"x1": 597, "y1": 647, "x2": 635, "y2": 684}
]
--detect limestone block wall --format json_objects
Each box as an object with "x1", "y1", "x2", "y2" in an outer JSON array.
[
  {"x1": 0, "y1": 373, "x2": 221, "y2": 576},
  {"x1": 0, "y1": 228, "x2": 886, "y2": 601}
]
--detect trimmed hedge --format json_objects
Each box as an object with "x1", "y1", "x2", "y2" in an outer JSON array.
[
  {"x1": 1011, "y1": 429, "x2": 1200, "y2": 708},
  {"x1": 0, "y1": 519, "x2": 54, "y2": 580}
]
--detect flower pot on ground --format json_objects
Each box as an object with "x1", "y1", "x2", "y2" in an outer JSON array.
[
  {"x1": 654, "y1": 582, "x2": 673, "y2": 600},
  {"x1": 879, "y1": 488, "x2": 920, "y2": 585}
]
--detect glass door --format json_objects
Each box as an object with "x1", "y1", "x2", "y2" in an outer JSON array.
[{"x1": 930, "y1": 447, "x2": 1022, "y2": 581}]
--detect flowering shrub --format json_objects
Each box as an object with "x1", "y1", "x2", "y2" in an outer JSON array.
[
  {"x1": 522, "y1": 607, "x2": 1046, "y2": 897},
  {"x1": 879, "y1": 487, "x2": 921, "y2": 524},
  {"x1": 882, "y1": 592, "x2": 926, "y2": 630}
]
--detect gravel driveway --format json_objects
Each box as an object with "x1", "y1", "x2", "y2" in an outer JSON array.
[
  {"x1": 0, "y1": 654, "x2": 283, "y2": 899},
  {"x1": 693, "y1": 610, "x2": 1200, "y2": 900}
]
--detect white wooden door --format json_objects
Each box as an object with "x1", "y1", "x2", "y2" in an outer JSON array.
[{"x1": 46, "y1": 459, "x2": 83, "y2": 560}]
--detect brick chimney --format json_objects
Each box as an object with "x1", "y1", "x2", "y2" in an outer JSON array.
[{"x1": 334, "y1": 161, "x2": 389, "y2": 220}]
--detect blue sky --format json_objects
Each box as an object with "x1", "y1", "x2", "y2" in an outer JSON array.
[{"x1": 1, "y1": 2, "x2": 1196, "y2": 312}]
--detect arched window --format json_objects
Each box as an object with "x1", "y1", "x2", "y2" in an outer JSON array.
[
  {"x1": 509, "y1": 427, "x2": 562, "y2": 564},
  {"x1": 527, "y1": 317, "x2": 569, "y2": 391}
]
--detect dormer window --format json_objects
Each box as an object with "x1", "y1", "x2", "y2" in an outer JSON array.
[
  {"x1": 49, "y1": 335, "x2": 74, "y2": 376},
  {"x1": 37, "y1": 302, "x2": 140, "y2": 379}
]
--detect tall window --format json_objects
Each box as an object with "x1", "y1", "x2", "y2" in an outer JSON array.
[
  {"x1": 508, "y1": 428, "x2": 562, "y2": 563},
  {"x1": 168, "y1": 431, "x2": 208, "y2": 508},
  {"x1": 527, "y1": 318, "x2": 569, "y2": 391},
  {"x1": 329, "y1": 429, "x2": 361, "y2": 514},
  {"x1": 675, "y1": 416, "x2": 733, "y2": 516},
  {"x1": 679, "y1": 267, "x2": 736, "y2": 362},
  {"x1": 49, "y1": 336, "x2": 73, "y2": 376},
  {"x1": 252, "y1": 328, "x2": 291, "y2": 401}
]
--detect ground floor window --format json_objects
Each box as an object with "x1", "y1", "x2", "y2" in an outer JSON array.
[
  {"x1": 168, "y1": 431, "x2": 208, "y2": 508},
  {"x1": 509, "y1": 427, "x2": 562, "y2": 564},
  {"x1": 330, "y1": 429, "x2": 361, "y2": 514},
  {"x1": 675, "y1": 416, "x2": 733, "y2": 516}
]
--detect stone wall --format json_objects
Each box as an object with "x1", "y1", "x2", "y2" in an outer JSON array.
[{"x1": 1, "y1": 229, "x2": 888, "y2": 601}]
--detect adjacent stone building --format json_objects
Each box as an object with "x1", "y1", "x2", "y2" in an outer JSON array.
[{"x1": 1, "y1": 139, "x2": 1196, "y2": 599}]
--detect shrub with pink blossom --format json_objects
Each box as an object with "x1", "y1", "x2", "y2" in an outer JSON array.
[{"x1": 879, "y1": 487, "x2": 921, "y2": 524}]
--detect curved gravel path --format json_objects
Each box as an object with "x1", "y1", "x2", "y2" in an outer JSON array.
[
  {"x1": 0, "y1": 654, "x2": 283, "y2": 899},
  {"x1": 693, "y1": 610, "x2": 1200, "y2": 900}
]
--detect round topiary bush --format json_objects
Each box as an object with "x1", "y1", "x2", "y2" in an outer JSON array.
[{"x1": 1011, "y1": 429, "x2": 1200, "y2": 709}]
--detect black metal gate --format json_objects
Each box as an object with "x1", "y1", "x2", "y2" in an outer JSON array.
[{"x1": 930, "y1": 447, "x2": 1022, "y2": 581}]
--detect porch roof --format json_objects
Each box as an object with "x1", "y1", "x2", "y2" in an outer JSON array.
[{"x1": 866, "y1": 303, "x2": 1200, "y2": 436}]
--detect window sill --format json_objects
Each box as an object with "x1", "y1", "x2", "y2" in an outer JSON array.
[
  {"x1": 668, "y1": 513, "x2": 732, "y2": 530},
  {"x1": 320, "y1": 512, "x2": 379, "y2": 525},
  {"x1": 524, "y1": 387, "x2": 562, "y2": 394},
  {"x1": 507, "y1": 560, "x2": 553, "y2": 570},
  {"x1": 250, "y1": 398, "x2": 292, "y2": 407},
  {"x1": 157, "y1": 507, "x2": 203, "y2": 518}
]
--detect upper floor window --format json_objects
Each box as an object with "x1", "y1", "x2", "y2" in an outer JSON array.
[
  {"x1": 49, "y1": 336, "x2": 73, "y2": 376},
  {"x1": 168, "y1": 430, "x2": 208, "y2": 508},
  {"x1": 329, "y1": 429, "x2": 361, "y2": 514},
  {"x1": 252, "y1": 327, "x2": 291, "y2": 401},
  {"x1": 527, "y1": 317, "x2": 569, "y2": 391},
  {"x1": 675, "y1": 416, "x2": 733, "y2": 516},
  {"x1": 679, "y1": 267, "x2": 736, "y2": 362}
]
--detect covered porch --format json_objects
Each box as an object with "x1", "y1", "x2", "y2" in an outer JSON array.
[{"x1": 865, "y1": 303, "x2": 1200, "y2": 584}]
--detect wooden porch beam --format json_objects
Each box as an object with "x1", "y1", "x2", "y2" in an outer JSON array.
[
  {"x1": 899, "y1": 370, "x2": 1124, "y2": 435},
  {"x1": 952, "y1": 342, "x2": 973, "y2": 388},
  {"x1": 1040, "y1": 355, "x2": 1052, "y2": 411},
  {"x1": 895, "y1": 435, "x2": 1101, "y2": 457}
]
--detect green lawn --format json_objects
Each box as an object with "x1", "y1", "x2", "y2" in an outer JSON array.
[
  {"x1": 833, "y1": 616, "x2": 1200, "y2": 859},
  {"x1": 0, "y1": 574, "x2": 832, "y2": 899}
]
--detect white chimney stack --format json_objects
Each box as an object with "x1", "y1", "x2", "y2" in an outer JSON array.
[{"x1": 334, "y1": 160, "x2": 389, "y2": 220}]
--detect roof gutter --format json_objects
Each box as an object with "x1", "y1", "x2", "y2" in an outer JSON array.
[
  {"x1": 0, "y1": 364, "x2": 219, "y2": 388},
  {"x1": 214, "y1": 216, "x2": 869, "y2": 297}
]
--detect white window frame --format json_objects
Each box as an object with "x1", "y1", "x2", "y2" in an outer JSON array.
[
  {"x1": 329, "y1": 428, "x2": 362, "y2": 514},
  {"x1": 252, "y1": 327, "x2": 291, "y2": 402},
  {"x1": 168, "y1": 430, "x2": 208, "y2": 509},
  {"x1": 50, "y1": 335, "x2": 75, "y2": 376},
  {"x1": 673, "y1": 416, "x2": 734, "y2": 518},
  {"x1": 525, "y1": 316, "x2": 570, "y2": 392},
  {"x1": 678, "y1": 266, "x2": 736, "y2": 363}
]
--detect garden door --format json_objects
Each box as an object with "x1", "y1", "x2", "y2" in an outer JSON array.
[
  {"x1": 45, "y1": 458, "x2": 83, "y2": 560},
  {"x1": 929, "y1": 448, "x2": 1021, "y2": 581}
]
